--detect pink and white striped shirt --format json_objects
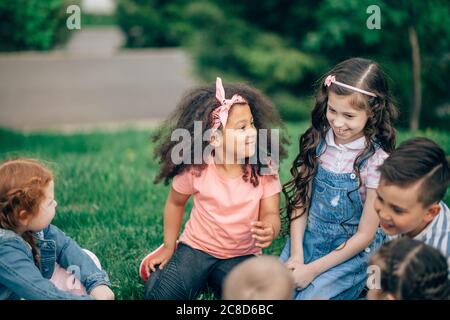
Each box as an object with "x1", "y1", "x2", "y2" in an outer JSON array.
[{"x1": 319, "y1": 129, "x2": 388, "y2": 203}]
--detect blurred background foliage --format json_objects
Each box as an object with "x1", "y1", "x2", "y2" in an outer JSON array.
[
  {"x1": 116, "y1": 0, "x2": 450, "y2": 130},
  {"x1": 0, "y1": 0, "x2": 78, "y2": 51},
  {"x1": 1, "y1": 0, "x2": 449, "y2": 130}
]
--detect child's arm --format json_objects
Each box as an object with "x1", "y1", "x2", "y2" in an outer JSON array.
[
  {"x1": 293, "y1": 188, "x2": 380, "y2": 289},
  {"x1": 251, "y1": 193, "x2": 280, "y2": 248},
  {"x1": 285, "y1": 208, "x2": 308, "y2": 268},
  {"x1": 145, "y1": 186, "x2": 190, "y2": 274},
  {"x1": 286, "y1": 174, "x2": 311, "y2": 269},
  {"x1": 0, "y1": 242, "x2": 93, "y2": 300},
  {"x1": 46, "y1": 225, "x2": 112, "y2": 297}
]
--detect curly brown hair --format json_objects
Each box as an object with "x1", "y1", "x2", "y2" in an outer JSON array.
[
  {"x1": 153, "y1": 80, "x2": 289, "y2": 186},
  {"x1": 283, "y1": 58, "x2": 398, "y2": 232},
  {"x1": 0, "y1": 158, "x2": 54, "y2": 266}
]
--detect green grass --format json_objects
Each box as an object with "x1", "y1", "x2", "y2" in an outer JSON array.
[{"x1": 0, "y1": 123, "x2": 449, "y2": 299}]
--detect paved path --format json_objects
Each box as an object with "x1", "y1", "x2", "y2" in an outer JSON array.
[{"x1": 0, "y1": 27, "x2": 196, "y2": 131}]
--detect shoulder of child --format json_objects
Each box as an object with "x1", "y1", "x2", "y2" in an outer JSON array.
[
  {"x1": 0, "y1": 230, "x2": 30, "y2": 254},
  {"x1": 366, "y1": 148, "x2": 389, "y2": 167},
  {"x1": 172, "y1": 166, "x2": 198, "y2": 195},
  {"x1": 362, "y1": 148, "x2": 389, "y2": 189},
  {"x1": 261, "y1": 172, "x2": 280, "y2": 183},
  {"x1": 440, "y1": 201, "x2": 450, "y2": 224},
  {"x1": 0, "y1": 228, "x2": 17, "y2": 241},
  {"x1": 260, "y1": 172, "x2": 282, "y2": 199},
  {"x1": 176, "y1": 165, "x2": 199, "y2": 177},
  {"x1": 42, "y1": 224, "x2": 64, "y2": 237},
  {"x1": 0, "y1": 229, "x2": 25, "y2": 246}
]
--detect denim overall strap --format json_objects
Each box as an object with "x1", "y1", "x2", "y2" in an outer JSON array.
[
  {"x1": 315, "y1": 137, "x2": 326, "y2": 158},
  {"x1": 354, "y1": 139, "x2": 381, "y2": 172}
]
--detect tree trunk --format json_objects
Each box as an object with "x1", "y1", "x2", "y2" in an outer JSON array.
[{"x1": 408, "y1": 25, "x2": 421, "y2": 132}]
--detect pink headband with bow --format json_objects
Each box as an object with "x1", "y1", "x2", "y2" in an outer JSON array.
[
  {"x1": 324, "y1": 75, "x2": 377, "y2": 97},
  {"x1": 211, "y1": 77, "x2": 247, "y2": 133}
]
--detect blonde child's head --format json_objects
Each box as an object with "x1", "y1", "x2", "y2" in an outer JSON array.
[
  {"x1": 223, "y1": 256, "x2": 294, "y2": 300},
  {"x1": 0, "y1": 158, "x2": 56, "y2": 264}
]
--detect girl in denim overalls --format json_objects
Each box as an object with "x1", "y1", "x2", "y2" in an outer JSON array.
[{"x1": 280, "y1": 58, "x2": 398, "y2": 300}]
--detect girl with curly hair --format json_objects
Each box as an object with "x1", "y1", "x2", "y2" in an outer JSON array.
[{"x1": 140, "y1": 77, "x2": 288, "y2": 300}]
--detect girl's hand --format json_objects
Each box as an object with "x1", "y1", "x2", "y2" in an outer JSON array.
[
  {"x1": 90, "y1": 285, "x2": 115, "y2": 300},
  {"x1": 285, "y1": 256, "x2": 304, "y2": 271},
  {"x1": 251, "y1": 221, "x2": 275, "y2": 248},
  {"x1": 145, "y1": 245, "x2": 175, "y2": 275},
  {"x1": 291, "y1": 264, "x2": 318, "y2": 290}
]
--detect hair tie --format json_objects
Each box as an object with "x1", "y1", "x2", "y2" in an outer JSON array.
[
  {"x1": 210, "y1": 77, "x2": 247, "y2": 135},
  {"x1": 324, "y1": 75, "x2": 377, "y2": 97}
]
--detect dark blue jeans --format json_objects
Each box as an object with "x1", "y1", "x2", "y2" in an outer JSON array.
[{"x1": 144, "y1": 242, "x2": 254, "y2": 300}]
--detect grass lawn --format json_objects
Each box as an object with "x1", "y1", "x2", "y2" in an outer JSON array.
[{"x1": 1, "y1": 122, "x2": 449, "y2": 299}]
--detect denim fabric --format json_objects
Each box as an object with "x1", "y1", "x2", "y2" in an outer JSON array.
[
  {"x1": 144, "y1": 242, "x2": 253, "y2": 300},
  {"x1": 0, "y1": 224, "x2": 110, "y2": 300},
  {"x1": 280, "y1": 139, "x2": 385, "y2": 300}
]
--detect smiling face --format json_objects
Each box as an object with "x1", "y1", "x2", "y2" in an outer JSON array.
[
  {"x1": 374, "y1": 178, "x2": 440, "y2": 237},
  {"x1": 326, "y1": 92, "x2": 369, "y2": 145},
  {"x1": 216, "y1": 103, "x2": 257, "y2": 163}
]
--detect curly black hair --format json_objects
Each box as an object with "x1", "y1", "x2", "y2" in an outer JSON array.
[{"x1": 152, "y1": 80, "x2": 289, "y2": 187}]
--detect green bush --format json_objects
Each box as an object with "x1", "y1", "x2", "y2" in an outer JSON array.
[
  {"x1": 273, "y1": 93, "x2": 314, "y2": 123},
  {"x1": 188, "y1": 0, "x2": 449, "y2": 129},
  {"x1": 0, "y1": 0, "x2": 74, "y2": 51},
  {"x1": 116, "y1": 0, "x2": 196, "y2": 48},
  {"x1": 183, "y1": 1, "x2": 326, "y2": 122},
  {"x1": 82, "y1": 13, "x2": 117, "y2": 26}
]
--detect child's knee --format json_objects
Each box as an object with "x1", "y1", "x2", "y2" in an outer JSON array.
[
  {"x1": 144, "y1": 268, "x2": 189, "y2": 300},
  {"x1": 144, "y1": 269, "x2": 162, "y2": 299}
]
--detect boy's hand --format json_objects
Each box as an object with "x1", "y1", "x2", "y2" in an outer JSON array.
[
  {"x1": 145, "y1": 245, "x2": 175, "y2": 275},
  {"x1": 90, "y1": 285, "x2": 115, "y2": 300},
  {"x1": 251, "y1": 221, "x2": 275, "y2": 248}
]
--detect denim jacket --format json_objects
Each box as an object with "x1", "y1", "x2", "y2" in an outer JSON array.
[{"x1": 0, "y1": 224, "x2": 111, "y2": 300}]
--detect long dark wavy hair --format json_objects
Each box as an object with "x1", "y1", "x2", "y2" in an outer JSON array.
[
  {"x1": 153, "y1": 80, "x2": 288, "y2": 186},
  {"x1": 283, "y1": 58, "x2": 398, "y2": 232}
]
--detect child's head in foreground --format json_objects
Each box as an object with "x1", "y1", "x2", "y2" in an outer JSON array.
[
  {"x1": 375, "y1": 137, "x2": 450, "y2": 237},
  {"x1": 368, "y1": 237, "x2": 450, "y2": 300},
  {"x1": 0, "y1": 158, "x2": 56, "y2": 264},
  {"x1": 223, "y1": 256, "x2": 294, "y2": 300}
]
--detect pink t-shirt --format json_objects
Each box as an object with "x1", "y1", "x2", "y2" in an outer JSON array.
[{"x1": 172, "y1": 160, "x2": 282, "y2": 259}]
